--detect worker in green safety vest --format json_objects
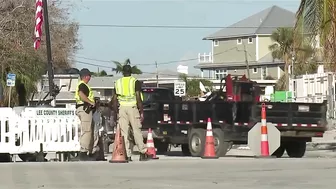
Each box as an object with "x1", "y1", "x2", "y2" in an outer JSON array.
[
  {"x1": 73, "y1": 68, "x2": 99, "y2": 161},
  {"x1": 112, "y1": 65, "x2": 152, "y2": 162}
]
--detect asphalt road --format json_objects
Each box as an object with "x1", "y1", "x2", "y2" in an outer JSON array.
[{"x1": 1, "y1": 149, "x2": 336, "y2": 189}]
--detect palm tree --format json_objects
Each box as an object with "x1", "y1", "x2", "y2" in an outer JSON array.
[
  {"x1": 268, "y1": 27, "x2": 294, "y2": 90},
  {"x1": 295, "y1": 0, "x2": 336, "y2": 71},
  {"x1": 269, "y1": 27, "x2": 315, "y2": 90},
  {"x1": 112, "y1": 58, "x2": 143, "y2": 74}
]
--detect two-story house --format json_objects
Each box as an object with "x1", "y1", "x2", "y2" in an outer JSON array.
[{"x1": 195, "y1": 5, "x2": 295, "y2": 80}]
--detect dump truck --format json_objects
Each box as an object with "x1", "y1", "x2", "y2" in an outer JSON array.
[{"x1": 143, "y1": 74, "x2": 327, "y2": 158}]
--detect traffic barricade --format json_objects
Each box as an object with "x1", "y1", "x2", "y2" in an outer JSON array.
[{"x1": 20, "y1": 108, "x2": 80, "y2": 153}]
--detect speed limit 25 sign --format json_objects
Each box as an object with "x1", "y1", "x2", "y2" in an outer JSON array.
[{"x1": 174, "y1": 81, "x2": 186, "y2": 96}]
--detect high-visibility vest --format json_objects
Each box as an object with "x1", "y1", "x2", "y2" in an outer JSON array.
[
  {"x1": 115, "y1": 76, "x2": 137, "y2": 106},
  {"x1": 75, "y1": 80, "x2": 94, "y2": 104}
]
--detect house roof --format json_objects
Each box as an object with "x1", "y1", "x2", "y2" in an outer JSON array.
[
  {"x1": 194, "y1": 52, "x2": 283, "y2": 70},
  {"x1": 31, "y1": 91, "x2": 102, "y2": 101},
  {"x1": 204, "y1": 5, "x2": 295, "y2": 40}
]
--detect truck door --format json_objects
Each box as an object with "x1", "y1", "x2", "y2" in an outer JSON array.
[{"x1": 142, "y1": 88, "x2": 174, "y2": 129}]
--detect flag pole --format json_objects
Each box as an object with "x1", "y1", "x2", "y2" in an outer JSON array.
[{"x1": 42, "y1": 0, "x2": 56, "y2": 106}]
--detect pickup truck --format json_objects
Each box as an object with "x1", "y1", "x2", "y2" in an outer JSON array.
[
  {"x1": 143, "y1": 75, "x2": 328, "y2": 158},
  {"x1": 141, "y1": 87, "x2": 178, "y2": 154}
]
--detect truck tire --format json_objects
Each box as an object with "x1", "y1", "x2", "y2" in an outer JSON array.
[
  {"x1": 154, "y1": 140, "x2": 169, "y2": 155},
  {"x1": 272, "y1": 145, "x2": 285, "y2": 158},
  {"x1": 181, "y1": 144, "x2": 191, "y2": 156},
  {"x1": 188, "y1": 128, "x2": 205, "y2": 157},
  {"x1": 19, "y1": 153, "x2": 47, "y2": 162},
  {"x1": 285, "y1": 141, "x2": 306, "y2": 158},
  {"x1": 0, "y1": 153, "x2": 11, "y2": 162},
  {"x1": 213, "y1": 128, "x2": 230, "y2": 157}
]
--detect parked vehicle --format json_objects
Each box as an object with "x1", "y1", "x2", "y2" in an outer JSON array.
[{"x1": 142, "y1": 75, "x2": 327, "y2": 158}]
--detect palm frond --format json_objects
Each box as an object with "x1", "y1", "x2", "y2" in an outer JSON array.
[
  {"x1": 124, "y1": 59, "x2": 131, "y2": 65},
  {"x1": 112, "y1": 59, "x2": 143, "y2": 75},
  {"x1": 131, "y1": 65, "x2": 142, "y2": 74}
]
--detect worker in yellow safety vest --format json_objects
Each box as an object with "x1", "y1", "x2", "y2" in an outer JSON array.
[
  {"x1": 112, "y1": 65, "x2": 152, "y2": 162},
  {"x1": 72, "y1": 68, "x2": 100, "y2": 161}
]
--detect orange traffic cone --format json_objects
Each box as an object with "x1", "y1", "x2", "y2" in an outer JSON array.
[
  {"x1": 109, "y1": 127, "x2": 128, "y2": 163},
  {"x1": 201, "y1": 118, "x2": 218, "y2": 159},
  {"x1": 146, "y1": 128, "x2": 159, "y2": 159},
  {"x1": 260, "y1": 103, "x2": 270, "y2": 157}
]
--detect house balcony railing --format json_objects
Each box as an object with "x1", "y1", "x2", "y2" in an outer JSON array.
[{"x1": 198, "y1": 52, "x2": 213, "y2": 63}]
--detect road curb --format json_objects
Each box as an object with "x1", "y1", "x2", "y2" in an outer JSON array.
[{"x1": 306, "y1": 142, "x2": 336, "y2": 151}]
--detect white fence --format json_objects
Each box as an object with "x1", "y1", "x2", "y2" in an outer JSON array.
[
  {"x1": 0, "y1": 107, "x2": 80, "y2": 155},
  {"x1": 290, "y1": 72, "x2": 336, "y2": 119}
]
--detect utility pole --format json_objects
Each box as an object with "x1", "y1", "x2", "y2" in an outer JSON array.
[
  {"x1": 243, "y1": 44, "x2": 250, "y2": 79},
  {"x1": 42, "y1": 0, "x2": 57, "y2": 107},
  {"x1": 155, "y1": 61, "x2": 159, "y2": 87}
]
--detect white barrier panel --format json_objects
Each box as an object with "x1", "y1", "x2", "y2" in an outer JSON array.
[
  {"x1": 0, "y1": 107, "x2": 81, "y2": 155},
  {"x1": 20, "y1": 108, "x2": 80, "y2": 153},
  {"x1": 0, "y1": 108, "x2": 21, "y2": 154}
]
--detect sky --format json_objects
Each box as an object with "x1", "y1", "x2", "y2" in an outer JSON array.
[{"x1": 69, "y1": 0, "x2": 300, "y2": 76}]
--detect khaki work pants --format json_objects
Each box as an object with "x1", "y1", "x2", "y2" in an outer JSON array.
[
  {"x1": 76, "y1": 106, "x2": 99, "y2": 154},
  {"x1": 117, "y1": 105, "x2": 147, "y2": 157}
]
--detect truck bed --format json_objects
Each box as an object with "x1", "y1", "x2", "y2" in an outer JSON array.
[{"x1": 143, "y1": 100, "x2": 328, "y2": 140}]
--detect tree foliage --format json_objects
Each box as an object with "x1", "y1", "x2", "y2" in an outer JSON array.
[
  {"x1": 269, "y1": 27, "x2": 316, "y2": 90},
  {"x1": 0, "y1": 1, "x2": 79, "y2": 106},
  {"x1": 91, "y1": 70, "x2": 110, "y2": 77},
  {"x1": 112, "y1": 58, "x2": 143, "y2": 75},
  {"x1": 295, "y1": 0, "x2": 336, "y2": 71},
  {"x1": 179, "y1": 74, "x2": 212, "y2": 97}
]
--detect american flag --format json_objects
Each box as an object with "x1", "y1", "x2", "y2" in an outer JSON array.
[{"x1": 34, "y1": 0, "x2": 43, "y2": 50}]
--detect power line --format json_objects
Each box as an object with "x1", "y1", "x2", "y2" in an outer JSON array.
[
  {"x1": 75, "y1": 60, "x2": 114, "y2": 69},
  {"x1": 75, "y1": 47, "x2": 238, "y2": 66},
  {"x1": 75, "y1": 59, "x2": 200, "y2": 77},
  {"x1": 62, "y1": 0, "x2": 299, "y2": 2},
  {"x1": 76, "y1": 56, "x2": 112, "y2": 63},
  {"x1": 72, "y1": 24, "x2": 296, "y2": 29}
]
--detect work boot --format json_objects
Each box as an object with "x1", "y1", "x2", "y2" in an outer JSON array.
[
  {"x1": 70, "y1": 152, "x2": 96, "y2": 161},
  {"x1": 89, "y1": 152, "x2": 107, "y2": 161},
  {"x1": 139, "y1": 153, "x2": 152, "y2": 161}
]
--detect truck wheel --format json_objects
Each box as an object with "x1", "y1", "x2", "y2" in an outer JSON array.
[
  {"x1": 272, "y1": 145, "x2": 285, "y2": 158},
  {"x1": 0, "y1": 153, "x2": 11, "y2": 162},
  {"x1": 188, "y1": 128, "x2": 205, "y2": 157},
  {"x1": 213, "y1": 128, "x2": 230, "y2": 157},
  {"x1": 19, "y1": 153, "x2": 47, "y2": 162},
  {"x1": 154, "y1": 141, "x2": 169, "y2": 155},
  {"x1": 285, "y1": 141, "x2": 306, "y2": 158},
  {"x1": 181, "y1": 144, "x2": 191, "y2": 156}
]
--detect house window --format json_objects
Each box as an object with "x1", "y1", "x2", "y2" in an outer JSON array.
[
  {"x1": 253, "y1": 67, "x2": 258, "y2": 73},
  {"x1": 248, "y1": 37, "x2": 253, "y2": 44},
  {"x1": 237, "y1": 38, "x2": 242, "y2": 44},
  {"x1": 215, "y1": 69, "x2": 228, "y2": 80},
  {"x1": 213, "y1": 40, "x2": 219, "y2": 46}
]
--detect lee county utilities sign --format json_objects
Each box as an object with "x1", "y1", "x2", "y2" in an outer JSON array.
[
  {"x1": 174, "y1": 81, "x2": 186, "y2": 96},
  {"x1": 6, "y1": 73, "x2": 16, "y2": 87}
]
